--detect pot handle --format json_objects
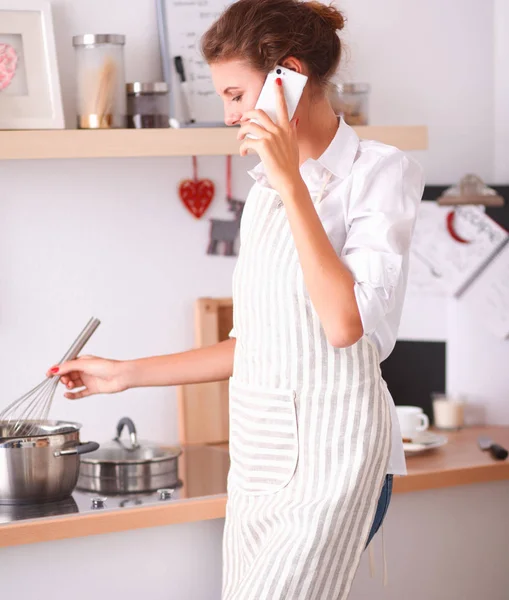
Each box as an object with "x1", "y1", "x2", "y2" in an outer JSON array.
[
  {"x1": 114, "y1": 417, "x2": 139, "y2": 449},
  {"x1": 54, "y1": 441, "x2": 100, "y2": 457}
]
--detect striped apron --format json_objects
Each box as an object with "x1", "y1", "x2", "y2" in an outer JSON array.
[{"x1": 222, "y1": 176, "x2": 392, "y2": 600}]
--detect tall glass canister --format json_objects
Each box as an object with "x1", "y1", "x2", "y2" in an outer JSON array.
[{"x1": 72, "y1": 34, "x2": 127, "y2": 129}]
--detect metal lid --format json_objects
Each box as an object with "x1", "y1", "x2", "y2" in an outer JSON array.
[
  {"x1": 80, "y1": 440, "x2": 181, "y2": 464},
  {"x1": 126, "y1": 82, "x2": 169, "y2": 95},
  {"x1": 72, "y1": 34, "x2": 126, "y2": 46},
  {"x1": 79, "y1": 417, "x2": 181, "y2": 465},
  {"x1": 337, "y1": 82, "x2": 370, "y2": 94}
]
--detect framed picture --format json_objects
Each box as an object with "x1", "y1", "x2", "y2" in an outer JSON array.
[{"x1": 0, "y1": 1, "x2": 64, "y2": 129}]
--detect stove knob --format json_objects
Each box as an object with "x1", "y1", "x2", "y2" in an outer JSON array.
[
  {"x1": 157, "y1": 488, "x2": 174, "y2": 501},
  {"x1": 91, "y1": 497, "x2": 107, "y2": 509}
]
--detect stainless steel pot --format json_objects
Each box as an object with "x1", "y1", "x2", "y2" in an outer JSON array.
[
  {"x1": 77, "y1": 417, "x2": 181, "y2": 494},
  {"x1": 0, "y1": 421, "x2": 99, "y2": 505}
]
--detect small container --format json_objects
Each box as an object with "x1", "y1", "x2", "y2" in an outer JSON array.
[
  {"x1": 72, "y1": 34, "x2": 127, "y2": 129},
  {"x1": 126, "y1": 82, "x2": 170, "y2": 128},
  {"x1": 432, "y1": 393, "x2": 465, "y2": 430},
  {"x1": 333, "y1": 82, "x2": 370, "y2": 126}
]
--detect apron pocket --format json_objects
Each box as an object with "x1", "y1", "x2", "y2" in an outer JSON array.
[{"x1": 228, "y1": 378, "x2": 299, "y2": 496}]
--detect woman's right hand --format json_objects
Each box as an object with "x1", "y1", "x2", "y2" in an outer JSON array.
[{"x1": 46, "y1": 356, "x2": 130, "y2": 400}]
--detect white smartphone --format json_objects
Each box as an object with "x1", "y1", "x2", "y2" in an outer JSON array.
[{"x1": 248, "y1": 66, "x2": 308, "y2": 138}]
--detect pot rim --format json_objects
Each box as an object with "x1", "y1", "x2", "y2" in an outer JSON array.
[{"x1": 0, "y1": 420, "x2": 82, "y2": 448}]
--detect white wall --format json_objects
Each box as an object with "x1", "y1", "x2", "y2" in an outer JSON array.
[
  {"x1": 494, "y1": 0, "x2": 509, "y2": 182},
  {"x1": 1, "y1": 0, "x2": 508, "y2": 598},
  {"x1": 337, "y1": 0, "x2": 495, "y2": 184}
]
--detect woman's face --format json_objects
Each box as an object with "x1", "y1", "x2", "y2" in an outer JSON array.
[{"x1": 210, "y1": 60, "x2": 266, "y2": 126}]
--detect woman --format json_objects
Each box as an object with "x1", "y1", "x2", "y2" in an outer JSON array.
[{"x1": 50, "y1": 1, "x2": 424, "y2": 598}]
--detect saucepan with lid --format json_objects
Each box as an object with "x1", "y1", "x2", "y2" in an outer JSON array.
[{"x1": 77, "y1": 417, "x2": 182, "y2": 494}]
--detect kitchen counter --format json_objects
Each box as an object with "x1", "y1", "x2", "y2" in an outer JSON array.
[{"x1": 1, "y1": 426, "x2": 508, "y2": 549}]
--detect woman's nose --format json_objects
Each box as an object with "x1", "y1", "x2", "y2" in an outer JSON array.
[{"x1": 225, "y1": 110, "x2": 241, "y2": 126}]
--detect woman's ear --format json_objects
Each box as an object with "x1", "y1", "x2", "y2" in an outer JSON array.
[{"x1": 281, "y1": 56, "x2": 305, "y2": 74}]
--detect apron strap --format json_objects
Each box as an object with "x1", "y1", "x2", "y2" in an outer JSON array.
[
  {"x1": 367, "y1": 522, "x2": 390, "y2": 586},
  {"x1": 382, "y1": 523, "x2": 389, "y2": 586},
  {"x1": 368, "y1": 540, "x2": 376, "y2": 578}
]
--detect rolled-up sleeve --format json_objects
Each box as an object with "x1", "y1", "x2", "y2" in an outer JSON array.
[{"x1": 341, "y1": 151, "x2": 424, "y2": 334}]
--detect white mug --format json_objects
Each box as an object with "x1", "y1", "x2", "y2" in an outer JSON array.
[{"x1": 396, "y1": 405, "x2": 429, "y2": 439}]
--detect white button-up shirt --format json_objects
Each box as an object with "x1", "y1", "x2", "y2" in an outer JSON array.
[{"x1": 236, "y1": 118, "x2": 425, "y2": 476}]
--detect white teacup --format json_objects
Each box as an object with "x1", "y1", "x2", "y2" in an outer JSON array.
[{"x1": 396, "y1": 405, "x2": 429, "y2": 439}]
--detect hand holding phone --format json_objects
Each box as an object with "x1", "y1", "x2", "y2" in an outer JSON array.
[{"x1": 247, "y1": 66, "x2": 308, "y2": 138}]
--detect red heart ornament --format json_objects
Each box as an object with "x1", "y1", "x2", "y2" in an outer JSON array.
[{"x1": 179, "y1": 178, "x2": 215, "y2": 219}]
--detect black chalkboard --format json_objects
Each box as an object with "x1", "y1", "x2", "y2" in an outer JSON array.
[{"x1": 380, "y1": 341, "x2": 446, "y2": 423}]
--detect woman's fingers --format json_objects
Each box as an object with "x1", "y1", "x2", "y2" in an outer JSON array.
[
  {"x1": 66, "y1": 377, "x2": 84, "y2": 390},
  {"x1": 274, "y1": 77, "x2": 289, "y2": 127},
  {"x1": 241, "y1": 109, "x2": 277, "y2": 132},
  {"x1": 47, "y1": 360, "x2": 77, "y2": 378},
  {"x1": 239, "y1": 137, "x2": 264, "y2": 157},
  {"x1": 64, "y1": 388, "x2": 92, "y2": 401},
  {"x1": 58, "y1": 372, "x2": 82, "y2": 387},
  {"x1": 237, "y1": 120, "x2": 269, "y2": 141},
  {"x1": 47, "y1": 356, "x2": 97, "y2": 379}
]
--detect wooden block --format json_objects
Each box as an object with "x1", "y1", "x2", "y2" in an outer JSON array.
[{"x1": 177, "y1": 298, "x2": 233, "y2": 445}]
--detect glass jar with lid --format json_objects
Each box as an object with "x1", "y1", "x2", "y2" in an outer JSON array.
[
  {"x1": 126, "y1": 82, "x2": 170, "y2": 128},
  {"x1": 72, "y1": 34, "x2": 127, "y2": 129},
  {"x1": 331, "y1": 82, "x2": 370, "y2": 126}
]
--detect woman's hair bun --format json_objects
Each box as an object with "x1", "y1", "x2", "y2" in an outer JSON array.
[
  {"x1": 306, "y1": 1, "x2": 346, "y2": 32},
  {"x1": 202, "y1": 0, "x2": 346, "y2": 86}
]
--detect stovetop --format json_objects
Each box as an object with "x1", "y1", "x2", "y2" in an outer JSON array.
[
  {"x1": 0, "y1": 484, "x2": 185, "y2": 524},
  {"x1": 0, "y1": 444, "x2": 229, "y2": 525}
]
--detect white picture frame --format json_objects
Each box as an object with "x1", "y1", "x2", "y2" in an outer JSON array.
[{"x1": 0, "y1": 1, "x2": 64, "y2": 129}]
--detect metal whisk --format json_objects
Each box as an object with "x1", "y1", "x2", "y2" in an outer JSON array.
[{"x1": 0, "y1": 317, "x2": 101, "y2": 439}]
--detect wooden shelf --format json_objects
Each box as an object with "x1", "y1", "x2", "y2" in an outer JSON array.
[{"x1": 0, "y1": 125, "x2": 428, "y2": 160}]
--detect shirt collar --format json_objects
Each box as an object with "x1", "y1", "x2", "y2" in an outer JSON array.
[{"x1": 247, "y1": 117, "x2": 359, "y2": 188}]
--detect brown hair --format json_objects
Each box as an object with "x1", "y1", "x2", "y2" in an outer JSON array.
[{"x1": 201, "y1": 0, "x2": 346, "y2": 86}]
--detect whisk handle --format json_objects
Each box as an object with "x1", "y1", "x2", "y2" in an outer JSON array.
[{"x1": 58, "y1": 317, "x2": 101, "y2": 364}]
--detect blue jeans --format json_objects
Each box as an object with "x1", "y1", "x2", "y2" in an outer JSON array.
[{"x1": 365, "y1": 474, "x2": 393, "y2": 548}]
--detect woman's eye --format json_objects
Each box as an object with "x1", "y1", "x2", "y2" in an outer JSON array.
[{"x1": 233, "y1": 95, "x2": 242, "y2": 103}]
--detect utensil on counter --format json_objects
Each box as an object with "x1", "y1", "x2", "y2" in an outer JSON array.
[
  {"x1": 0, "y1": 317, "x2": 100, "y2": 438},
  {"x1": 478, "y1": 436, "x2": 508, "y2": 460},
  {"x1": 77, "y1": 417, "x2": 182, "y2": 495},
  {"x1": 0, "y1": 420, "x2": 99, "y2": 505}
]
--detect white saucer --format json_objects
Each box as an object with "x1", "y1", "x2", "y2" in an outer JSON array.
[{"x1": 403, "y1": 431, "x2": 448, "y2": 455}]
